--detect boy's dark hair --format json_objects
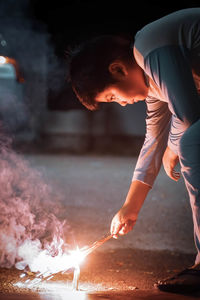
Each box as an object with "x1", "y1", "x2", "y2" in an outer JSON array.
[{"x1": 68, "y1": 34, "x2": 134, "y2": 110}]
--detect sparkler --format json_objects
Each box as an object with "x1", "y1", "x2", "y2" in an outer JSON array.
[
  {"x1": 16, "y1": 233, "x2": 113, "y2": 292},
  {"x1": 72, "y1": 264, "x2": 80, "y2": 290},
  {"x1": 80, "y1": 233, "x2": 113, "y2": 257},
  {"x1": 71, "y1": 233, "x2": 113, "y2": 290}
]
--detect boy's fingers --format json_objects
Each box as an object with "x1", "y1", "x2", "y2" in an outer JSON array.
[
  {"x1": 173, "y1": 171, "x2": 180, "y2": 178},
  {"x1": 111, "y1": 220, "x2": 124, "y2": 237},
  {"x1": 170, "y1": 170, "x2": 180, "y2": 181},
  {"x1": 165, "y1": 165, "x2": 180, "y2": 181},
  {"x1": 119, "y1": 226, "x2": 130, "y2": 236},
  {"x1": 111, "y1": 219, "x2": 135, "y2": 238},
  {"x1": 118, "y1": 220, "x2": 135, "y2": 235}
]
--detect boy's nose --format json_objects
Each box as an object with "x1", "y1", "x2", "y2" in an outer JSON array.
[{"x1": 119, "y1": 101, "x2": 127, "y2": 106}]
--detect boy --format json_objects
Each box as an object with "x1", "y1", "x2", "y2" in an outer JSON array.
[{"x1": 69, "y1": 8, "x2": 200, "y2": 293}]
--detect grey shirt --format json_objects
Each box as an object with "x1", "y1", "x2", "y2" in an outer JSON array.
[{"x1": 132, "y1": 8, "x2": 200, "y2": 187}]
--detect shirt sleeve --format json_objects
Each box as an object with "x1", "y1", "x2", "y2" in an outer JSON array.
[
  {"x1": 167, "y1": 114, "x2": 189, "y2": 154},
  {"x1": 144, "y1": 45, "x2": 200, "y2": 127},
  {"x1": 132, "y1": 97, "x2": 171, "y2": 187}
]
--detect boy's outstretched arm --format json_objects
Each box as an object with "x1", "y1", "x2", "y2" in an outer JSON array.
[
  {"x1": 110, "y1": 99, "x2": 172, "y2": 238},
  {"x1": 110, "y1": 180, "x2": 151, "y2": 238}
]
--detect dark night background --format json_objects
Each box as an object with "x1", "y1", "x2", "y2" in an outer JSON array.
[
  {"x1": 0, "y1": 2, "x2": 199, "y2": 295},
  {"x1": 0, "y1": 0, "x2": 199, "y2": 144},
  {"x1": 30, "y1": 0, "x2": 200, "y2": 57},
  {"x1": 28, "y1": 0, "x2": 200, "y2": 110}
]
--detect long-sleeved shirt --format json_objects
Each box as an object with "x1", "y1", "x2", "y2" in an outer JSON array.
[{"x1": 132, "y1": 8, "x2": 200, "y2": 187}]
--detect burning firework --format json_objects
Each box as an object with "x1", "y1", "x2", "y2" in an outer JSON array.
[
  {"x1": 15, "y1": 233, "x2": 113, "y2": 291},
  {"x1": 0, "y1": 133, "x2": 113, "y2": 292}
]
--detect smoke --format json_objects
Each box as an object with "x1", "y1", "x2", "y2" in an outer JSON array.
[
  {"x1": 0, "y1": 134, "x2": 71, "y2": 270},
  {"x1": 0, "y1": 0, "x2": 70, "y2": 143},
  {"x1": 0, "y1": 1, "x2": 74, "y2": 274}
]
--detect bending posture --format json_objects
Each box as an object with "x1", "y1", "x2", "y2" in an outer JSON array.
[{"x1": 69, "y1": 8, "x2": 200, "y2": 293}]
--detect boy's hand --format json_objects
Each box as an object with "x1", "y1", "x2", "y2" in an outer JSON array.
[
  {"x1": 110, "y1": 205, "x2": 137, "y2": 239},
  {"x1": 162, "y1": 146, "x2": 180, "y2": 181}
]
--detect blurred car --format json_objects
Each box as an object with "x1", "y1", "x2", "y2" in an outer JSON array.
[{"x1": 0, "y1": 55, "x2": 27, "y2": 135}]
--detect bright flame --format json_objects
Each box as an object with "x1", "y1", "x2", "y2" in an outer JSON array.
[
  {"x1": 68, "y1": 247, "x2": 86, "y2": 266},
  {"x1": 14, "y1": 237, "x2": 96, "y2": 291},
  {"x1": 0, "y1": 56, "x2": 6, "y2": 64},
  {"x1": 16, "y1": 238, "x2": 88, "y2": 278}
]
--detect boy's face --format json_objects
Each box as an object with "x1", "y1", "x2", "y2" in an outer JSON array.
[
  {"x1": 95, "y1": 84, "x2": 145, "y2": 107},
  {"x1": 95, "y1": 61, "x2": 148, "y2": 107}
]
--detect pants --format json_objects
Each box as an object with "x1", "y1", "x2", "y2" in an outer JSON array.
[{"x1": 179, "y1": 119, "x2": 200, "y2": 265}]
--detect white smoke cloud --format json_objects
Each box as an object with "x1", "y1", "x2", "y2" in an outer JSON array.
[
  {"x1": 0, "y1": 135, "x2": 71, "y2": 270},
  {"x1": 0, "y1": 1, "x2": 73, "y2": 274}
]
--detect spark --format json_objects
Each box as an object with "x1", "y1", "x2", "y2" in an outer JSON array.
[
  {"x1": 15, "y1": 234, "x2": 112, "y2": 291},
  {"x1": 15, "y1": 239, "x2": 90, "y2": 291}
]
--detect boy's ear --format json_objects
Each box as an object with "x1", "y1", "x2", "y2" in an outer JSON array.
[{"x1": 108, "y1": 61, "x2": 128, "y2": 79}]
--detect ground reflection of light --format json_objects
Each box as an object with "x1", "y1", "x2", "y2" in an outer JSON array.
[
  {"x1": 40, "y1": 290, "x2": 87, "y2": 300},
  {"x1": 14, "y1": 281, "x2": 105, "y2": 299},
  {"x1": 14, "y1": 282, "x2": 88, "y2": 299}
]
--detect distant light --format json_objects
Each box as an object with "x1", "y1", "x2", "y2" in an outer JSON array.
[
  {"x1": 0, "y1": 56, "x2": 6, "y2": 64},
  {"x1": 1, "y1": 40, "x2": 7, "y2": 47}
]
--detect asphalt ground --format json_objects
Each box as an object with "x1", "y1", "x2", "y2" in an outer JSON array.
[
  {"x1": 0, "y1": 153, "x2": 199, "y2": 299},
  {"x1": 22, "y1": 153, "x2": 195, "y2": 254}
]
